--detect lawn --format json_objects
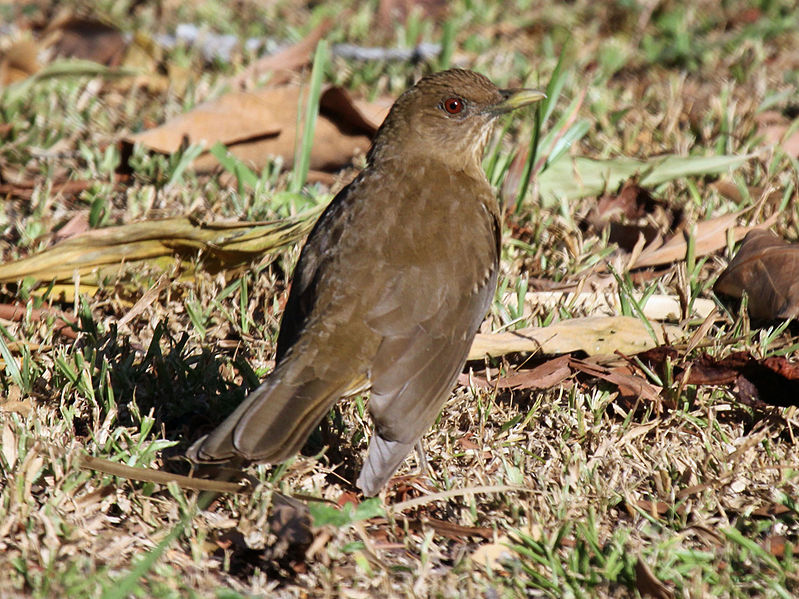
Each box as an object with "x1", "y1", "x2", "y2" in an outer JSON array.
[{"x1": 1, "y1": 0, "x2": 798, "y2": 597}]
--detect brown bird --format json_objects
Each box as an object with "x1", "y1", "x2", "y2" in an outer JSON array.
[{"x1": 188, "y1": 69, "x2": 545, "y2": 496}]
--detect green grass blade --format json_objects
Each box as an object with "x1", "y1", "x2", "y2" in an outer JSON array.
[{"x1": 289, "y1": 40, "x2": 328, "y2": 194}]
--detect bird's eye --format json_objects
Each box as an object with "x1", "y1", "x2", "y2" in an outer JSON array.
[{"x1": 443, "y1": 97, "x2": 464, "y2": 114}]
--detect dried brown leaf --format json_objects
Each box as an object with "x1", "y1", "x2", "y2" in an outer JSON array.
[
  {"x1": 585, "y1": 179, "x2": 678, "y2": 253},
  {"x1": 631, "y1": 208, "x2": 776, "y2": 269},
  {"x1": 595, "y1": 180, "x2": 654, "y2": 222},
  {"x1": 751, "y1": 504, "x2": 791, "y2": 518},
  {"x1": 640, "y1": 348, "x2": 799, "y2": 408},
  {"x1": 756, "y1": 110, "x2": 799, "y2": 157},
  {"x1": 127, "y1": 85, "x2": 386, "y2": 174},
  {"x1": 492, "y1": 355, "x2": 572, "y2": 390},
  {"x1": 469, "y1": 316, "x2": 680, "y2": 359},
  {"x1": 635, "y1": 557, "x2": 674, "y2": 599},
  {"x1": 765, "y1": 535, "x2": 788, "y2": 558},
  {"x1": 127, "y1": 91, "x2": 284, "y2": 154},
  {"x1": 0, "y1": 39, "x2": 40, "y2": 85},
  {"x1": 714, "y1": 229, "x2": 799, "y2": 320},
  {"x1": 45, "y1": 16, "x2": 127, "y2": 67},
  {"x1": 0, "y1": 302, "x2": 77, "y2": 339},
  {"x1": 54, "y1": 211, "x2": 90, "y2": 241},
  {"x1": 570, "y1": 358, "x2": 663, "y2": 404}
]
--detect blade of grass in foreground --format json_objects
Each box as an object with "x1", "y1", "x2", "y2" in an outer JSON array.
[
  {"x1": 513, "y1": 46, "x2": 571, "y2": 213},
  {"x1": 289, "y1": 40, "x2": 328, "y2": 194}
]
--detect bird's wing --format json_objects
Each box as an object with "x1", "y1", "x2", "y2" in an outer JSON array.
[
  {"x1": 193, "y1": 178, "x2": 379, "y2": 463},
  {"x1": 356, "y1": 207, "x2": 498, "y2": 496},
  {"x1": 353, "y1": 172, "x2": 500, "y2": 495},
  {"x1": 274, "y1": 179, "x2": 360, "y2": 363},
  {"x1": 366, "y1": 264, "x2": 498, "y2": 442},
  {"x1": 365, "y1": 187, "x2": 501, "y2": 444}
]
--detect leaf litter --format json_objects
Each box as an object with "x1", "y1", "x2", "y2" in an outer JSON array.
[
  {"x1": 125, "y1": 84, "x2": 389, "y2": 174},
  {"x1": 715, "y1": 228, "x2": 799, "y2": 320},
  {"x1": 2, "y1": 1, "x2": 799, "y2": 597}
]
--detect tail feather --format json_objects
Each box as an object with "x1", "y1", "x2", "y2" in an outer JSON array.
[
  {"x1": 190, "y1": 373, "x2": 351, "y2": 464},
  {"x1": 356, "y1": 434, "x2": 414, "y2": 496}
]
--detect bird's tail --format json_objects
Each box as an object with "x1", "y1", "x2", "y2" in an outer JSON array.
[
  {"x1": 356, "y1": 434, "x2": 415, "y2": 496},
  {"x1": 188, "y1": 366, "x2": 355, "y2": 465}
]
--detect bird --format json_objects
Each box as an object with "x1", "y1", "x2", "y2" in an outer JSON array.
[{"x1": 188, "y1": 69, "x2": 545, "y2": 496}]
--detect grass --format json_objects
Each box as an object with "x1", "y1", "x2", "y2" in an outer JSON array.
[{"x1": 1, "y1": 0, "x2": 799, "y2": 597}]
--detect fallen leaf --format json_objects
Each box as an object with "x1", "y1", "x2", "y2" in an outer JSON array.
[
  {"x1": 756, "y1": 110, "x2": 799, "y2": 157},
  {"x1": 586, "y1": 179, "x2": 682, "y2": 253},
  {"x1": 710, "y1": 180, "x2": 774, "y2": 205},
  {"x1": 537, "y1": 154, "x2": 753, "y2": 206},
  {"x1": 631, "y1": 208, "x2": 777, "y2": 270},
  {"x1": 127, "y1": 85, "x2": 388, "y2": 175},
  {"x1": 764, "y1": 535, "x2": 788, "y2": 558},
  {"x1": 336, "y1": 491, "x2": 360, "y2": 508},
  {"x1": 714, "y1": 229, "x2": 799, "y2": 320},
  {"x1": 0, "y1": 302, "x2": 77, "y2": 339},
  {"x1": 641, "y1": 349, "x2": 799, "y2": 408},
  {"x1": 635, "y1": 557, "x2": 674, "y2": 599},
  {"x1": 489, "y1": 355, "x2": 572, "y2": 390},
  {"x1": 0, "y1": 211, "x2": 319, "y2": 301},
  {"x1": 570, "y1": 358, "x2": 663, "y2": 405},
  {"x1": 45, "y1": 16, "x2": 127, "y2": 67},
  {"x1": 469, "y1": 316, "x2": 682, "y2": 360},
  {"x1": 54, "y1": 211, "x2": 90, "y2": 241},
  {"x1": 457, "y1": 434, "x2": 480, "y2": 450},
  {"x1": 595, "y1": 180, "x2": 654, "y2": 221},
  {"x1": 677, "y1": 352, "x2": 741, "y2": 386},
  {"x1": 751, "y1": 504, "x2": 791, "y2": 518},
  {"x1": 0, "y1": 39, "x2": 40, "y2": 85},
  {"x1": 127, "y1": 91, "x2": 283, "y2": 154}
]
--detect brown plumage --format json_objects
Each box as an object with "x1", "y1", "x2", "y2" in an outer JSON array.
[{"x1": 188, "y1": 69, "x2": 545, "y2": 496}]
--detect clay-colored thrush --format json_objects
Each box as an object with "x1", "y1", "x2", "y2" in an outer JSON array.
[{"x1": 189, "y1": 69, "x2": 545, "y2": 496}]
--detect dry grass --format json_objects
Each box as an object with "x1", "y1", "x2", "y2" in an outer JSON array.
[{"x1": 1, "y1": 0, "x2": 799, "y2": 597}]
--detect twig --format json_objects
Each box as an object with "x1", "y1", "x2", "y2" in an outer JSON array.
[
  {"x1": 331, "y1": 43, "x2": 441, "y2": 62},
  {"x1": 388, "y1": 484, "x2": 534, "y2": 513},
  {"x1": 78, "y1": 453, "x2": 246, "y2": 493}
]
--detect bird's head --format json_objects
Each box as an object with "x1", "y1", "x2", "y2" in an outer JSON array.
[{"x1": 367, "y1": 69, "x2": 545, "y2": 176}]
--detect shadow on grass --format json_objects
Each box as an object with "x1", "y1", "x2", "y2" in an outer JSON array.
[
  {"x1": 72, "y1": 315, "x2": 364, "y2": 489},
  {"x1": 79, "y1": 319, "x2": 248, "y2": 449}
]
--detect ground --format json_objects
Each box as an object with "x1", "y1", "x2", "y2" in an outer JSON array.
[{"x1": 1, "y1": 0, "x2": 799, "y2": 597}]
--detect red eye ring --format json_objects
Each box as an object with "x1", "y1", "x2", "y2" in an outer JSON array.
[{"x1": 443, "y1": 97, "x2": 464, "y2": 114}]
